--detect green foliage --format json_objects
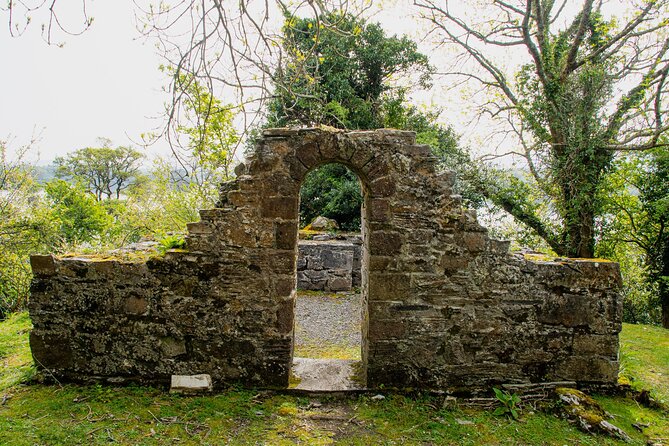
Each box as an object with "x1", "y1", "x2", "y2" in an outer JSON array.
[
  {"x1": 0, "y1": 312, "x2": 35, "y2": 390},
  {"x1": 55, "y1": 141, "x2": 144, "y2": 201},
  {"x1": 120, "y1": 158, "x2": 214, "y2": 238},
  {"x1": 300, "y1": 163, "x2": 362, "y2": 231},
  {"x1": 497, "y1": 16, "x2": 618, "y2": 258},
  {"x1": 619, "y1": 322, "x2": 669, "y2": 405},
  {"x1": 439, "y1": 2, "x2": 669, "y2": 259},
  {"x1": 492, "y1": 388, "x2": 521, "y2": 420},
  {"x1": 157, "y1": 233, "x2": 186, "y2": 254},
  {"x1": 300, "y1": 164, "x2": 362, "y2": 231},
  {"x1": 0, "y1": 141, "x2": 59, "y2": 318},
  {"x1": 164, "y1": 66, "x2": 239, "y2": 182},
  {"x1": 269, "y1": 12, "x2": 432, "y2": 130},
  {"x1": 44, "y1": 179, "x2": 111, "y2": 245},
  {"x1": 598, "y1": 147, "x2": 669, "y2": 326}
]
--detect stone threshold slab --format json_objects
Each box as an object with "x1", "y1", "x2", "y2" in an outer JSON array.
[{"x1": 290, "y1": 358, "x2": 365, "y2": 391}]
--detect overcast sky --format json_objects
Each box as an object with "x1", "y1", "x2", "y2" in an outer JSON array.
[
  {"x1": 1, "y1": 1, "x2": 169, "y2": 163},
  {"x1": 0, "y1": 1, "x2": 472, "y2": 165},
  {"x1": 1, "y1": 1, "x2": 631, "y2": 166}
]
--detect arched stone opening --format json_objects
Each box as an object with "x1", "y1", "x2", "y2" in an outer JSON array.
[{"x1": 292, "y1": 162, "x2": 367, "y2": 390}]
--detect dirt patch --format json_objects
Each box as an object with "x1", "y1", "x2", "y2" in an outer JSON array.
[{"x1": 294, "y1": 291, "x2": 361, "y2": 360}]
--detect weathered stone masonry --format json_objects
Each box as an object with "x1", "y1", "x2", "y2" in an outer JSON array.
[
  {"x1": 29, "y1": 128, "x2": 623, "y2": 391},
  {"x1": 297, "y1": 238, "x2": 362, "y2": 291}
]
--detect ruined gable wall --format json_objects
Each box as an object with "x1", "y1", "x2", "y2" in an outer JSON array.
[{"x1": 29, "y1": 128, "x2": 622, "y2": 391}]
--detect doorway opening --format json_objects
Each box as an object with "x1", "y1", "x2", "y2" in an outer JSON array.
[{"x1": 290, "y1": 163, "x2": 366, "y2": 391}]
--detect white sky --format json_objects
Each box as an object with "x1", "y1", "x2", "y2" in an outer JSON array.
[
  {"x1": 0, "y1": 1, "x2": 634, "y2": 165},
  {"x1": 0, "y1": 1, "x2": 481, "y2": 164},
  {"x1": 0, "y1": 0, "x2": 169, "y2": 163}
]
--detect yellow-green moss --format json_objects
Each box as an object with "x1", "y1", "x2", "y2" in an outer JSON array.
[{"x1": 59, "y1": 251, "x2": 154, "y2": 263}]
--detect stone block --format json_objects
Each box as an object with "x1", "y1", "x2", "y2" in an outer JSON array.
[
  {"x1": 572, "y1": 334, "x2": 618, "y2": 357},
  {"x1": 461, "y1": 232, "x2": 486, "y2": 253},
  {"x1": 368, "y1": 198, "x2": 390, "y2": 221},
  {"x1": 368, "y1": 273, "x2": 411, "y2": 300},
  {"x1": 538, "y1": 294, "x2": 598, "y2": 327},
  {"x1": 30, "y1": 255, "x2": 56, "y2": 277},
  {"x1": 369, "y1": 231, "x2": 402, "y2": 256},
  {"x1": 363, "y1": 159, "x2": 390, "y2": 181},
  {"x1": 369, "y1": 176, "x2": 397, "y2": 198},
  {"x1": 275, "y1": 297, "x2": 294, "y2": 334},
  {"x1": 186, "y1": 222, "x2": 212, "y2": 235},
  {"x1": 123, "y1": 296, "x2": 148, "y2": 315},
  {"x1": 274, "y1": 221, "x2": 298, "y2": 250},
  {"x1": 440, "y1": 255, "x2": 471, "y2": 274},
  {"x1": 368, "y1": 319, "x2": 406, "y2": 340},
  {"x1": 274, "y1": 276, "x2": 295, "y2": 297},
  {"x1": 287, "y1": 155, "x2": 309, "y2": 181},
  {"x1": 160, "y1": 337, "x2": 187, "y2": 357},
  {"x1": 170, "y1": 374, "x2": 213, "y2": 394},
  {"x1": 30, "y1": 331, "x2": 73, "y2": 369},
  {"x1": 349, "y1": 146, "x2": 376, "y2": 171},
  {"x1": 555, "y1": 356, "x2": 618, "y2": 383},
  {"x1": 261, "y1": 196, "x2": 298, "y2": 220},
  {"x1": 328, "y1": 276, "x2": 352, "y2": 292},
  {"x1": 295, "y1": 142, "x2": 321, "y2": 168}
]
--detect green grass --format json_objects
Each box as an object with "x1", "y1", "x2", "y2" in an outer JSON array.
[
  {"x1": 0, "y1": 312, "x2": 35, "y2": 391},
  {"x1": 620, "y1": 322, "x2": 669, "y2": 405},
  {"x1": 1, "y1": 314, "x2": 668, "y2": 445}
]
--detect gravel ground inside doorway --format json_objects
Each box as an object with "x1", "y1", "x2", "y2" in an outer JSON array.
[{"x1": 293, "y1": 291, "x2": 362, "y2": 360}]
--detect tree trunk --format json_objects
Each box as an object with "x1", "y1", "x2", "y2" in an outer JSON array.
[
  {"x1": 561, "y1": 179, "x2": 597, "y2": 258},
  {"x1": 565, "y1": 207, "x2": 595, "y2": 258}
]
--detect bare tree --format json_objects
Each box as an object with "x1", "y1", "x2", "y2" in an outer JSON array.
[
  {"x1": 4, "y1": 0, "x2": 93, "y2": 45},
  {"x1": 5, "y1": 1, "x2": 375, "y2": 165},
  {"x1": 135, "y1": 1, "x2": 374, "y2": 150},
  {"x1": 415, "y1": 0, "x2": 669, "y2": 257}
]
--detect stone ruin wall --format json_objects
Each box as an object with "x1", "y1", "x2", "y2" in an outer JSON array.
[
  {"x1": 297, "y1": 238, "x2": 362, "y2": 292},
  {"x1": 28, "y1": 128, "x2": 623, "y2": 392}
]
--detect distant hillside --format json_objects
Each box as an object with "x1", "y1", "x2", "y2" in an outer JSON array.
[{"x1": 31, "y1": 165, "x2": 57, "y2": 184}]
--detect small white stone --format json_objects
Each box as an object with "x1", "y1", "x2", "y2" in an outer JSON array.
[{"x1": 170, "y1": 374, "x2": 212, "y2": 394}]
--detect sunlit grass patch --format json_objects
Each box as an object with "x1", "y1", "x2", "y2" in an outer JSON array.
[
  {"x1": 293, "y1": 342, "x2": 360, "y2": 360},
  {"x1": 620, "y1": 322, "x2": 669, "y2": 405},
  {"x1": 0, "y1": 311, "x2": 35, "y2": 391}
]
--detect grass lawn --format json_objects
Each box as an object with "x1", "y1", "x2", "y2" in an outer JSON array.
[{"x1": 1, "y1": 313, "x2": 668, "y2": 445}]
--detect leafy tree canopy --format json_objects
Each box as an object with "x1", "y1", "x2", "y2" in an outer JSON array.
[
  {"x1": 598, "y1": 144, "x2": 669, "y2": 327},
  {"x1": 161, "y1": 67, "x2": 239, "y2": 184},
  {"x1": 268, "y1": 12, "x2": 433, "y2": 130},
  {"x1": 55, "y1": 140, "x2": 144, "y2": 201},
  {"x1": 417, "y1": 0, "x2": 669, "y2": 258},
  {"x1": 44, "y1": 179, "x2": 111, "y2": 244}
]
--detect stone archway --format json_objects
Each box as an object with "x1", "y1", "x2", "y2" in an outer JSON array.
[{"x1": 29, "y1": 127, "x2": 623, "y2": 391}]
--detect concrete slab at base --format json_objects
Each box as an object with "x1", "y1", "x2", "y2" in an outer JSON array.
[
  {"x1": 291, "y1": 358, "x2": 365, "y2": 391},
  {"x1": 170, "y1": 374, "x2": 213, "y2": 394}
]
